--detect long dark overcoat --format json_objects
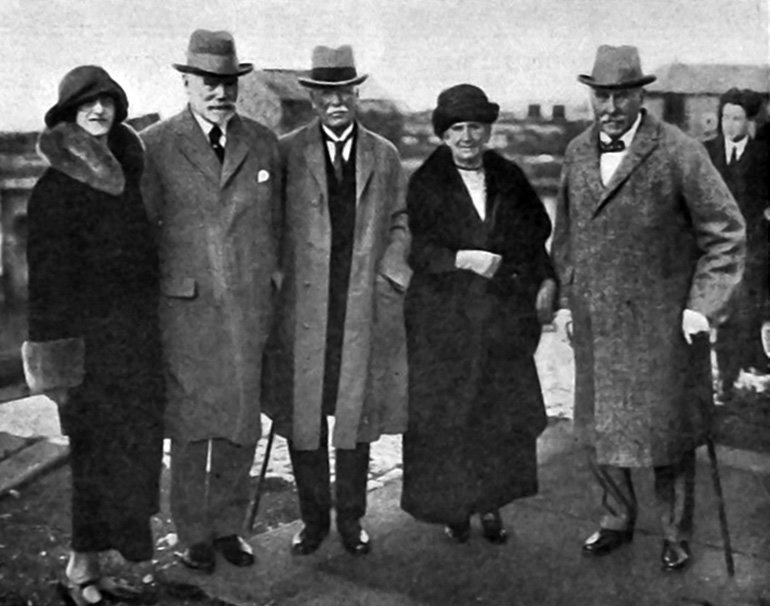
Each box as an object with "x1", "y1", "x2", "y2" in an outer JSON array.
[
  {"x1": 705, "y1": 135, "x2": 768, "y2": 363},
  {"x1": 141, "y1": 108, "x2": 281, "y2": 445},
  {"x1": 552, "y1": 112, "x2": 746, "y2": 468},
  {"x1": 24, "y1": 122, "x2": 164, "y2": 560},
  {"x1": 262, "y1": 120, "x2": 411, "y2": 451},
  {"x1": 401, "y1": 146, "x2": 551, "y2": 524}
]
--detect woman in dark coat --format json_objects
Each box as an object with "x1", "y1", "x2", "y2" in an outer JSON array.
[
  {"x1": 401, "y1": 84, "x2": 556, "y2": 543},
  {"x1": 22, "y1": 65, "x2": 164, "y2": 605}
]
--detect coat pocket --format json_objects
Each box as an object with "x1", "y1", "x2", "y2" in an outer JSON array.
[{"x1": 161, "y1": 276, "x2": 197, "y2": 299}]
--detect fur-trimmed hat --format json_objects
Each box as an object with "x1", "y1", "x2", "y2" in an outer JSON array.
[
  {"x1": 45, "y1": 65, "x2": 128, "y2": 128},
  {"x1": 432, "y1": 84, "x2": 500, "y2": 137}
]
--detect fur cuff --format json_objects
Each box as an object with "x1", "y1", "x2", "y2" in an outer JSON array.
[{"x1": 21, "y1": 338, "x2": 85, "y2": 393}]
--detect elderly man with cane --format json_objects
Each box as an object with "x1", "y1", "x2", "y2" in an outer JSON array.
[{"x1": 552, "y1": 45, "x2": 745, "y2": 573}]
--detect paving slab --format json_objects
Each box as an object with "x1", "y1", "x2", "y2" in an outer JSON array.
[
  {"x1": 160, "y1": 431, "x2": 770, "y2": 606},
  {"x1": 0, "y1": 439, "x2": 68, "y2": 496}
]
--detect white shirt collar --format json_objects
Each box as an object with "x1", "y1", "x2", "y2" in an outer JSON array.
[
  {"x1": 322, "y1": 123, "x2": 354, "y2": 142},
  {"x1": 191, "y1": 108, "x2": 230, "y2": 142},
  {"x1": 724, "y1": 135, "x2": 749, "y2": 160},
  {"x1": 599, "y1": 111, "x2": 643, "y2": 148}
]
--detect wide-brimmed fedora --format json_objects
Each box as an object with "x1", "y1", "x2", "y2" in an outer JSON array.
[
  {"x1": 173, "y1": 29, "x2": 253, "y2": 77},
  {"x1": 298, "y1": 45, "x2": 368, "y2": 88},
  {"x1": 578, "y1": 45, "x2": 656, "y2": 90}
]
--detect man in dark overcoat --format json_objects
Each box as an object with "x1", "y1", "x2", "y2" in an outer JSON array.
[
  {"x1": 704, "y1": 88, "x2": 769, "y2": 394},
  {"x1": 552, "y1": 45, "x2": 746, "y2": 572},
  {"x1": 141, "y1": 30, "x2": 281, "y2": 573},
  {"x1": 263, "y1": 45, "x2": 410, "y2": 557}
]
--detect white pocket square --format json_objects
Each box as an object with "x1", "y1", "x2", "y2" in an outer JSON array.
[{"x1": 258, "y1": 169, "x2": 270, "y2": 183}]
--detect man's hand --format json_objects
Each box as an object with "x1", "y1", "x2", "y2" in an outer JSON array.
[
  {"x1": 44, "y1": 388, "x2": 70, "y2": 406},
  {"x1": 681, "y1": 309, "x2": 710, "y2": 344},
  {"x1": 455, "y1": 250, "x2": 502, "y2": 279},
  {"x1": 535, "y1": 278, "x2": 557, "y2": 325}
]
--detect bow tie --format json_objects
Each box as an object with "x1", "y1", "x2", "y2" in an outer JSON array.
[{"x1": 599, "y1": 139, "x2": 625, "y2": 153}]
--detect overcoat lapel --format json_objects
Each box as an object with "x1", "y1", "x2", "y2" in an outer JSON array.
[
  {"x1": 597, "y1": 116, "x2": 659, "y2": 212},
  {"x1": 356, "y1": 127, "x2": 375, "y2": 205},
  {"x1": 570, "y1": 128, "x2": 605, "y2": 210},
  {"x1": 302, "y1": 121, "x2": 329, "y2": 198},
  {"x1": 174, "y1": 108, "x2": 221, "y2": 186},
  {"x1": 220, "y1": 115, "x2": 250, "y2": 188}
]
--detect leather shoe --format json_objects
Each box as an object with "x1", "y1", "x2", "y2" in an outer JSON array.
[
  {"x1": 214, "y1": 535, "x2": 254, "y2": 567},
  {"x1": 339, "y1": 523, "x2": 372, "y2": 556},
  {"x1": 290, "y1": 525, "x2": 329, "y2": 556},
  {"x1": 444, "y1": 520, "x2": 471, "y2": 543},
  {"x1": 480, "y1": 511, "x2": 508, "y2": 545},
  {"x1": 661, "y1": 540, "x2": 691, "y2": 572},
  {"x1": 582, "y1": 528, "x2": 633, "y2": 556},
  {"x1": 178, "y1": 542, "x2": 215, "y2": 574}
]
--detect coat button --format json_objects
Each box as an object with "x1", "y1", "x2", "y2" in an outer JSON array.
[
  {"x1": 303, "y1": 322, "x2": 310, "y2": 329},
  {"x1": 304, "y1": 281, "x2": 311, "y2": 288}
]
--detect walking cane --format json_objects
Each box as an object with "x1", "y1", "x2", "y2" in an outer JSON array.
[
  {"x1": 691, "y1": 333, "x2": 735, "y2": 577},
  {"x1": 246, "y1": 421, "x2": 277, "y2": 533}
]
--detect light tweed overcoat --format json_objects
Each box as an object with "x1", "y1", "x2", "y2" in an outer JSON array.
[{"x1": 552, "y1": 112, "x2": 746, "y2": 467}]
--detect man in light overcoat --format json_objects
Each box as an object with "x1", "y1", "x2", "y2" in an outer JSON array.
[
  {"x1": 263, "y1": 44, "x2": 410, "y2": 557},
  {"x1": 552, "y1": 45, "x2": 746, "y2": 572},
  {"x1": 141, "y1": 29, "x2": 281, "y2": 573}
]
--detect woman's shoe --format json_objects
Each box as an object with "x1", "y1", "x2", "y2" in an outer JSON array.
[
  {"x1": 444, "y1": 520, "x2": 471, "y2": 543},
  {"x1": 97, "y1": 576, "x2": 148, "y2": 603},
  {"x1": 480, "y1": 511, "x2": 508, "y2": 544},
  {"x1": 56, "y1": 579, "x2": 104, "y2": 606}
]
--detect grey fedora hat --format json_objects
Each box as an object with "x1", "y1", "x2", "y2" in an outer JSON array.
[
  {"x1": 578, "y1": 45, "x2": 656, "y2": 90},
  {"x1": 173, "y1": 29, "x2": 253, "y2": 77},
  {"x1": 297, "y1": 45, "x2": 368, "y2": 88}
]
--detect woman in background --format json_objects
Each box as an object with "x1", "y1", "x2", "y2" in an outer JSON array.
[
  {"x1": 23, "y1": 65, "x2": 164, "y2": 605},
  {"x1": 401, "y1": 84, "x2": 556, "y2": 543}
]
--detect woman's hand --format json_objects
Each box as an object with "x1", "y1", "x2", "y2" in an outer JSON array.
[
  {"x1": 535, "y1": 278, "x2": 557, "y2": 325},
  {"x1": 44, "y1": 388, "x2": 70, "y2": 406},
  {"x1": 455, "y1": 250, "x2": 502, "y2": 279}
]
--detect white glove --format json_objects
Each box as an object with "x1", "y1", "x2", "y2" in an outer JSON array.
[
  {"x1": 681, "y1": 309, "x2": 710, "y2": 345},
  {"x1": 553, "y1": 308, "x2": 573, "y2": 345},
  {"x1": 455, "y1": 250, "x2": 502, "y2": 279}
]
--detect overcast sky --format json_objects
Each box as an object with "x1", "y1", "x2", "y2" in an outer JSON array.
[{"x1": 1, "y1": 0, "x2": 767, "y2": 130}]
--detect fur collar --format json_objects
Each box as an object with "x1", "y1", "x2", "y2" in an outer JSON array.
[
  {"x1": 37, "y1": 122, "x2": 141, "y2": 196},
  {"x1": 414, "y1": 145, "x2": 522, "y2": 194}
]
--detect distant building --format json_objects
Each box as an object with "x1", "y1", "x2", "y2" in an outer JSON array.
[
  {"x1": 645, "y1": 63, "x2": 770, "y2": 139},
  {"x1": 527, "y1": 104, "x2": 542, "y2": 120},
  {"x1": 237, "y1": 69, "x2": 405, "y2": 143}
]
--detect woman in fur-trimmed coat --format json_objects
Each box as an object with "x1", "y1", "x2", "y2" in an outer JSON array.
[
  {"x1": 23, "y1": 66, "x2": 164, "y2": 602},
  {"x1": 401, "y1": 85, "x2": 555, "y2": 543}
]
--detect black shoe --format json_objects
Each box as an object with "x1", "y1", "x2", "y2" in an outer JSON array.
[
  {"x1": 582, "y1": 528, "x2": 634, "y2": 556},
  {"x1": 338, "y1": 521, "x2": 372, "y2": 556},
  {"x1": 444, "y1": 520, "x2": 471, "y2": 543},
  {"x1": 290, "y1": 525, "x2": 329, "y2": 556},
  {"x1": 480, "y1": 511, "x2": 508, "y2": 545},
  {"x1": 177, "y1": 542, "x2": 215, "y2": 574},
  {"x1": 661, "y1": 540, "x2": 691, "y2": 572},
  {"x1": 214, "y1": 535, "x2": 254, "y2": 567}
]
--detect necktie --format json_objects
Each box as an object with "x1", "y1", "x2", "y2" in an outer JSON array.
[
  {"x1": 209, "y1": 125, "x2": 224, "y2": 163},
  {"x1": 729, "y1": 146, "x2": 738, "y2": 165},
  {"x1": 332, "y1": 139, "x2": 347, "y2": 183},
  {"x1": 599, "y1": 139, "x2": 625, "y2": 153}
]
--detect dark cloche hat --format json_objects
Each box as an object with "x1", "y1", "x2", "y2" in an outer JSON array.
[
  {"x1": 173, "y1": 29, "x2": 254, "y2": 77},
  {"x1": 45, "y1": 65, "x2": 128, "y2": 128},
  {"x1": 432, "y1": 83, "x2": 500, "y2": 137},
  {"x1": 578, "y1": 45, "x2": 656, "y2": 90}
]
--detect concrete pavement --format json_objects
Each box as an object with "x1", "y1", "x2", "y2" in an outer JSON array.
[{"x1": 158, "y1": 420, "x2": 770, "y2": 606}]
